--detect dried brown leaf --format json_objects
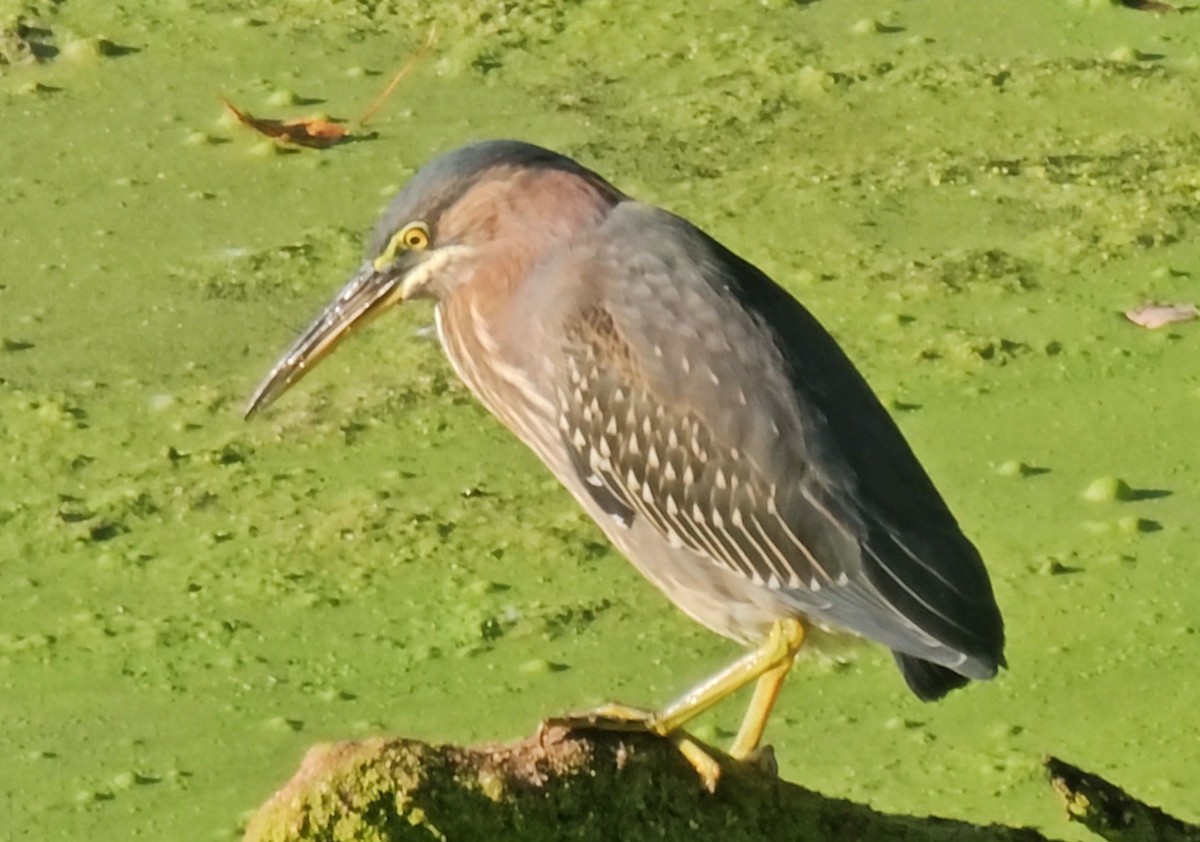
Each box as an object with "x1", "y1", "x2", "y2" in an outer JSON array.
[
  {"x1": 221, "y1": 98, "x2": 349, "y2": 148},
  {"x1": 220, "y1": 27, "x2": 434, "y2": 150}
]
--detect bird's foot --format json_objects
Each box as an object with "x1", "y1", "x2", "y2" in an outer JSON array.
[
  {"x1": 542, "y1": 704, "x2": 723, "y2": 792},
  {"x1": 742, "y1": 744, "x2": 779, "y2": 778},
  {"x1": 544, "y1": 702, "x2": 663, "y2": 735}
]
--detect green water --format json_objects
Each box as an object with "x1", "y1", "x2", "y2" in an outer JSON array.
[{"x1": 2, "y1": 1, "x2": 1197, "y2": 838}]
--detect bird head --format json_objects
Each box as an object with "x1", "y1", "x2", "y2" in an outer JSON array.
[{"x1": 244, "y1": 140, "x2": 621, "y2": 417}]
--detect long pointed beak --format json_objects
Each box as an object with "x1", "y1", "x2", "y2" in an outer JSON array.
[{"x1": 244, "y1": 261, "x2": 406, "y2": 418}]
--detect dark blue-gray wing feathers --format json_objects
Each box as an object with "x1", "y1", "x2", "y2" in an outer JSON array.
[{"x1": 556, "y1": 202, "x2": 1005, "y2": 697}]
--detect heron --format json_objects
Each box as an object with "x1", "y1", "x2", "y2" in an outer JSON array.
[{"x1": 245, "y1": 140, "x2": 1005, "y2": 789}]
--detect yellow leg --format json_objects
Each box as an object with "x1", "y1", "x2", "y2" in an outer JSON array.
[
  {"x1": 728, "y1": 660, "x2": 792, "y2": 759},
  {"x1": 652, "y1": 617, "x2": 805, "y2": 735},
  {"x1": 728, "y1": 619, "x2": 805, "y2": 758},
  {"x1": 547, "y1": 618, "x2": 806, "y2": 788}
]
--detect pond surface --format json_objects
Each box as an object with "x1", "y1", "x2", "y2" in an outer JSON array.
[{"x1": 1, "y1": 1, "x2": 1197, "y2": 838}]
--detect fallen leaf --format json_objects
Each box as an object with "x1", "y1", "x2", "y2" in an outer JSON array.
[
  {"x1": 1124, "y1": 302, "x2": 1199, "y2": 329},
  {"x1": 220, "y1": 27, "x2": 436, "y2": 150},
  {"x1": 286, "y1": 117, "x2": 348, "y2": 144},
  {"x1": 221, "y1": 98, "x2": 349, "y2": 148}
]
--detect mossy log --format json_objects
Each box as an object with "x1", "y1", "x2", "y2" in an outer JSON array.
[
  {"x1": 242, "y1": 726, "x2": 1042, "y2": 842},
  {"x1": 242, "y1": 727, "x2": 1198, "y2": 842}
]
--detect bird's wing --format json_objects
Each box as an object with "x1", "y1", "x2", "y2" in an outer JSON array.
[{"x1": 545, "y1": 202, "x2": 1003, "y2": 676}]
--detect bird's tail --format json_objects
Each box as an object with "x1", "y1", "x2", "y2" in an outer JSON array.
[{"x1": 892, "y1": 652, "x2": 972, "y2": 701}]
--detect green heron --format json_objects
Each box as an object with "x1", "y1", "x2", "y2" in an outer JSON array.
[{"x1": 245, "y1": 140, "x2": 1005, "y2": 787}]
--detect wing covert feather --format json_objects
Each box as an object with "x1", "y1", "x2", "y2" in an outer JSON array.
[{"x1": 546, "y1": 202, "x2": 1003, "y2": 672}]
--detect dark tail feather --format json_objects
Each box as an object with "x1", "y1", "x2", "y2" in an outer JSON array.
[{"x1": 893, "y1": 652, "x2": 971, "y2": 701}]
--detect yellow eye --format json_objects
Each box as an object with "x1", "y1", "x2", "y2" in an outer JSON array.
[
  {"x1": 374, "y1": 222, "x2": 431, "y2": 270},
  {"x1": 401, "y1": 223, "x2": 430, "y2": 250}
]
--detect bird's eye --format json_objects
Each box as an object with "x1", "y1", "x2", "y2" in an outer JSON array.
[
  {"x1": 401, "y1": 223, "x2": 430, "y2": 250},
  {"x1": 374, "y1": 222, "x2": 431, "y2": 270}
]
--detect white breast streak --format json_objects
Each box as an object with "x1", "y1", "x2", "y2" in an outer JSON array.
[
  {"x1": 434, "y1": 301, "x2": 565, "y2": 476},
  {"x1": 467, "y1": 298, "x2": 558, "y2": 417}
]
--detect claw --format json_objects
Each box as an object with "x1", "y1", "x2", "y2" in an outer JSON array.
[
  {"x1": 742, "y1": 744, "x2": 779, "y2": 778},
  {"x1": 544, "y1": 701, "x2": 663, "y2": 734},
  {"x1": 672, "y1": 733, "x2": 723, "y2": 792},
  {"x1": 544, "y1": 711, "x2": 725, "y2": 792},
  {"x1": 542, "y1": 618, "x2": 806, "y2": 791}
]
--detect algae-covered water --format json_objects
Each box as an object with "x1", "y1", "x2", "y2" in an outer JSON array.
[{"x1": 2, "y1": 1, "x2": 1198, "y2": 838}]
